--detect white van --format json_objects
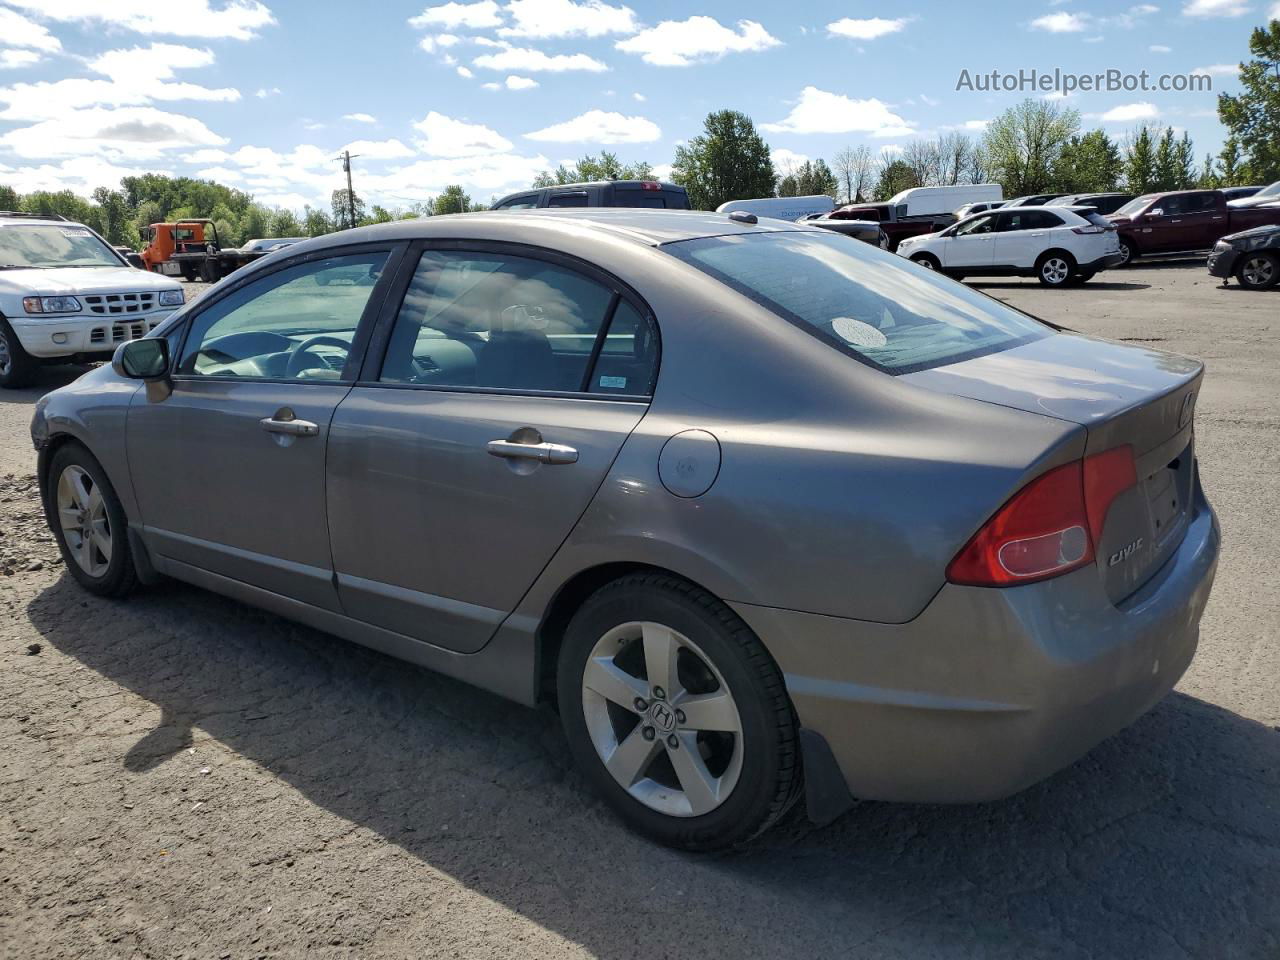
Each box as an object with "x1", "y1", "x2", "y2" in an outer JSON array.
[
  {"x1": 716, "y1": 195, "x2": 835, "y2": 221},
  {"x1": 887, "y1": 184, "x2": 1003, "y2": 220}
]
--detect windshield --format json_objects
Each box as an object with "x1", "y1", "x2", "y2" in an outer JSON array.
[
  {"x1": 0, "y1": 224, "x2": 121, "y2": 268},
  {"x1": 1115, "y1": 194, "x2": 1158, "y2": 217},
  {"x1": 666, "y1": 231, "x2": 1051, "y2": 374},
  {"x1": 1250, "y1": 182, "x2": 1280, "y2": 200}
]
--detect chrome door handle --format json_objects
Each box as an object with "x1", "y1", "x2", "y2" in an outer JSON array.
[
  {"x1": 1171, "y1": 219, "x2": 1182, "y2": 223},
  {"x1": 1211, "y1": 216, "x2": 1225, "y2": 220},
  {"x1": 487, "y1": 439, "x2": 578, "y2": 464},
  {"x1": 260, "y1": 416, "x2": 319, "y2": 436}
]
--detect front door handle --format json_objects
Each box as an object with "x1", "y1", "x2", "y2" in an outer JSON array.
[
  {"x1": 1171, "y1": 219, "x2": 1182, "y2": 223},
  {"x1": 260, "y1": 408, "x2": 319, "y2": 436},
  {"x1": 487, "y1": 439, "x2": 578, "y2": 464}
]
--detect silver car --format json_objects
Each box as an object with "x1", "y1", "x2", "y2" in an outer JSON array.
[{"x1": 31, "y1": 210, "x2": 1220, "y2": 850}]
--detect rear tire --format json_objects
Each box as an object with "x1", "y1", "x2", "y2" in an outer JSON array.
[
  {"x1": 557, "y1": 573, "x2": 801, "y2": 850},
  {"x1": 1236, "y1": 251, "x2": 1279, "y2": 290},
  {"x1": 1036, "y1": 251, "x2": 1076, "y2": 287},
  {"x1": 43, "y1": 443, "x2": 138, "y2": 598},
  {"x1": 0, "y1": 317, "x2": 38, "y2": 389}
]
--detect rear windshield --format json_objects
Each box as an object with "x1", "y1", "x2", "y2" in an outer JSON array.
[
  {"x1": 665, "y1": 231, "x2": 1050, "y2": 374},
  {"x1": 613, "y1": 188, "x2": 690, "y2": 210},
  {"x1": 1083, "y1": 212, "x2": 1114, "y2": 228}
]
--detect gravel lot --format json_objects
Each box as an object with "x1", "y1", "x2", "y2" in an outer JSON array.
[{"x1": 2, "y1": 265, "x2": 1278, "y2": 959}]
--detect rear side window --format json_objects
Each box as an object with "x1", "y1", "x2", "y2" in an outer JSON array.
[
  {"x1": 547, "y1": 192, "x2": 589, "y2": 208},
  {"x1": 666, "y1": 231, "x2": 1049, "y2": 374},
  {"x1": 378, "y1": 250, "x2": 656, "y2": 395}
]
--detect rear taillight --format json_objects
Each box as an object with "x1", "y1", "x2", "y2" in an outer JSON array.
[
  {"x1": 641, "y1": 181, "x2": 661, "y2": 190},
  {"x1": 1072, "y1": 225, "x2": 1105, "y2": 234},
  {"x1": 947, "y1": 446, "x2": 1137, "y2": 587}
]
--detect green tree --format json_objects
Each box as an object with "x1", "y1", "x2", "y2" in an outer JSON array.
[
  {"x1": 303, "y1": 205, "x2": 334, "y2": 237},
  {"x1": 981, "y1": 98, "x2": 1080, "y2": 195},
  {"x1": 671, "y1": 109, "x2": 775, "y2": 210},
  {"x1": 776, "y1": 173, "x2": 799, "y2": 197},
  {"x1": 434, "y1": 185, "x2": 471, "y2": 214},
  {"x1": 532, "y1": 151, "x2": 655, "y2": 186},
  {"x1": 269, "y1": 208, "x2": 303, "y2": 237},
  {"x1": 1217, "y1": 19, "x2": 1280, "y2": 182},
  {"x1": 240, "y1": 204, "x2": 270, "y2": 242},
  {"x1": 873, "y1": 159, "x2": 920, "y2": 200},
  {"x1": 1198, "y1": 153, "x2": 1221, "y2": 188},
  {"x1": 331, "y1": 188, "x2": 366, "y2": 231},
  {"x1": 1053, "y1": 129, "x2": 1122, "y2": 192},
  {"x1": 0, "y1": 185, "x2": 18, "y2": 210},
  {"x1": 1124, "y1": 126, "x2": 1157, "y2": 193},
  {"x1": 364, "y1": 205, "x2": 395, "y2": 224},
  {"x1": 792, "y1": 159, "x2": 838, "y2": 197},
  {"x1": 1219, "y1": 137, "x2": 1244, "y2": 185}
]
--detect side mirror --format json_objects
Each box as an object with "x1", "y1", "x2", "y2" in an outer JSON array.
[
  {"x1": 112, "y1": 338, "x2": 170, "y2": 380},
  {"x1": 1147, "y1": 208, "x2": 1164, "y2": 218}
]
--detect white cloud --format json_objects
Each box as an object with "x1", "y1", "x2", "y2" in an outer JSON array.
[
  {"x1": 1183, "y1": 0, "x2": 1251, "y2": 14},
  {"x1": 1193, "y1": 63, "x2": 1239, "y2": 76},
  {"x1": 413, "y1": 110, "x2": 513, "y2": 156},
  {"x1": 919, "y1": 93, "x2": 941, "y2": 106},
  {"x1": 0, "y1": 105, "x2": 227, "y2": 159},
  {"x1": 361, "y1": 151, "x2": 552, "y2": 200},
  {"x1": 632, "y1": 91, "x2": 645, "y2": 101},
  {"x1": 1031, "y1": 11, "x2": 1090, "y2": 31},
  {"x1": 0, "y1": 49, "x2": 43, "y2": 70},
  {"x1": 408, "y1": 1, "x2": 502, "y2": 28},
  {"x1": 500, "y1": 0, "x2": 638, "y2": 38},
  {"x1": 255, "y1": 86, "x2": 282, "y2": 98},
  {"x1": 472, "y1": 42, "x2": 607, "y2": 71},
  {"x1": 340, "y1": 138, "x2": 414, "y2": 160},
  {"x1": 944, "y1": 119, "x2": 990, "y2": 131},
  {"x1": 343, "y1": 112, "x2": 377, "y2": 123},
  {"x1": 524, "y1": 109, "x2": 660, "y2": 143},
  {"x1": 90, "y1": 43, "x2": 216, "y2": 81},
  {"x1": 505, "y1": 75, "x2": 538, "y2": 89},
  {"x1": 457, "y1": 65, "x2": 474, "y2": 78},
  {"x1": 762, "y1": 86, "x2": 914, "y2": 137},
  {"x1": 4, "y1": 0, "x2": 275, "y2": 40},
  {"x1": 0, "y1": 8, "x2": 62, "y2": 52},
  {"x1": 826, "y1": 17, "x2": 910, "y2": 40},
  {"x1": 615, "y1": 17, "x2": 780, "y2": 67},
  {"x1": 1096, "y1": 101, "x2": 1160, "y2": 122},
  {"x1": 0, "y1": 156, "x2": 162, "y2": 196},
  {"x1": 770, "y1": 147, "x2": 809, "y2": 174},
  {"x1": 1149, "y1": 44, "x2": 1173, "y2": 52}
]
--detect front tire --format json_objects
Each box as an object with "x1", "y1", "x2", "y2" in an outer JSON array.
[
  {"x1": 910, "y1": 253, "x2": 941, "y2": 271},
  {"x1": 43, "y1": 443, "x2": 138, "y2": 597},
  {"x1": 1236, "y1": 251, "x2": 1279, "y2": 290},
  {"x1": 557, "y1": 573, "x2": 801, "y2": 850},
  {"x1": 0, "y1": 318, "x2": 38, "y2": 389},
  {"x1": 1117, "y1": 238, "x2": 1137, "y2": 267}
]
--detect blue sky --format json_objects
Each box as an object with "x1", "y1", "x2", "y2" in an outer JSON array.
[{"x1": 0, "y1": 0, "x2": 1275, "y2": 212}]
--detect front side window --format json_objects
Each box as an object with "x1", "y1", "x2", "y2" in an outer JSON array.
[
  {"x1": 1115, "y1": 194, "x2": 1157, "y2": 217},
  {"x1": 379, "y1": 249, "x2": 654, "y2": 394},
  {"x1": 177, "y1": 251, "x2": 389, "y2": 380},
  {"x1": 0, "y1": 224, "x2": 121, "y2": 268},
  {"x1": 666, "y1": 231, "x2": 1050, "y2": 374}
]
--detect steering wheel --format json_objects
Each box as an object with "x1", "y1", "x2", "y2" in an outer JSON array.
[{"x1": 286, "y1": 334, "x2": 352, "y2": 378}]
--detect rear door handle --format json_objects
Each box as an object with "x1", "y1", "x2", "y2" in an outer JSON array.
[
  {"x1": 260, "y1": 414, "x2": 319, "y2": 436},
  {"x1": 487, "y1": 439, "x2": 578, "y2": 464}
]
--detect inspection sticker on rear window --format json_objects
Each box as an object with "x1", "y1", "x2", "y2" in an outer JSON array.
[{"x1": 599, "y1": 375, "x2": 628, "y2": 389}]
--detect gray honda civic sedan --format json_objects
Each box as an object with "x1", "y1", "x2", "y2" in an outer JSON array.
[{"x1": 31, "y1": 210, "x2": 1219, "y2": 850}]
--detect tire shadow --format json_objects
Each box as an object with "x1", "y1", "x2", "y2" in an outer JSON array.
[{"x1": 28, "y1": 574, "x2": 1280, "y2": 960}]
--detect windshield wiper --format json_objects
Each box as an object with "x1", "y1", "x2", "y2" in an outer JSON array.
[{"x1": 0, "y1": 264, "x2": 44, "y2": 269}]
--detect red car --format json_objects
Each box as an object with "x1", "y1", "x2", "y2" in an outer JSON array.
[{"x1": 1108, "y1": 189, "x2": 1280, "y2": 265}]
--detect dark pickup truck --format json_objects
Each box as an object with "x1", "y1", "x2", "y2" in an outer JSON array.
[
  {"x1": 826, "y1": 203, "x2": 951, "y2": 252},
  {"x1": 1108, "y1": 189, "x2": 1280, "y2": 265}
]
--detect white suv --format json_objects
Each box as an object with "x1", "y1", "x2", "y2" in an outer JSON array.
[
  {"x1": 895, "y1": 206, "x2": 1123, "y2": 287},
  {"x1": 0, "y1": 213, "x2": 185, "y2": 388}
]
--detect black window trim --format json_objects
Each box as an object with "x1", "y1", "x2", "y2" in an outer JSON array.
[
  {"x1": 168, "y1": 240, "x2": 410, "y2": 386},
  {"x1": 355, "y1": 238, "x2": 661, "y2": 402}
]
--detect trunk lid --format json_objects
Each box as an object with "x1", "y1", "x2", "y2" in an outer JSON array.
[{"x1": 906, "y1": 333, "x2": 1202, "y2": 603}]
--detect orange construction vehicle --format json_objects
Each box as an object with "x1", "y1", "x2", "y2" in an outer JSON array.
[{"x1": 139, "y1": 219, "x2": 266, "y2": 282}]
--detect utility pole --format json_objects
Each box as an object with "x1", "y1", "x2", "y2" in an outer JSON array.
[{"x1": 334, "y1": 150, "x2": 360, "y2": 229}]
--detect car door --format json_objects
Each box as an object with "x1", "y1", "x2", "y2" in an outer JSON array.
[
  {"x1": 943, "y1": 213, "x2": 998, "y2": 267},
  {"x1": 326, "y1": 243, "x2": 659, "y2": 653},
  {"x1": 993, "y1": 210, "x2": 1037, "y2": 268},
  {"x1": 126, "y1": 245, "x2": 402, "y2": 611},
  {"x1": 1139, "y1": 194, "x2": 1187, "y2": 252}
]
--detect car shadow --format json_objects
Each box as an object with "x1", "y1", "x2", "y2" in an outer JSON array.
[
  {"x1": 0, "y1": 364, "x2": 91, "y2": 405},
  {"x1": 968, "y1": 280, "x2": 1152, "y2": 292},
  {"x1": 28, "y1": 574, "x2": 1280, "y2": 959}
]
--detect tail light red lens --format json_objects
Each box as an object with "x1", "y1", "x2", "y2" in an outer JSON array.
[{"x1": 947, "y1": 446, "x2": 1138, "y2": 587}]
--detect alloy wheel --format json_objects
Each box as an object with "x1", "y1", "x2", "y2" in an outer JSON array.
[
  {"x1": 580, "y1": 621, "x2": 744, "y2": 818},
  {"x1": 56, "y1": 465, "x2": 112, "y2": 577},
  {"x1": 0, "y1": 328, "x2": 11, "y2": 377},
  {"x1": 1117, "y1": 243, "x2": 1132, "y2": 266},
  {"x1": 1042, "y1": 257, "x2": 1070, "y2": 284},
  {"x1": 1241, "y1": 255, "x2": 1276, "y2": 288}
]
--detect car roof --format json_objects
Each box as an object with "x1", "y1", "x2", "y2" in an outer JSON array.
[
  {"x1": 0, "y1": 215, "x2": 87, "y2": 228},
  {"x1": 288, "y1": 209, "x2": 815, "y2": 253}
]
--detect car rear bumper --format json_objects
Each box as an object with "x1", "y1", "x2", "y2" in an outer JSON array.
[
  {"x1": 733, "y1": 478, "x2": 1219, "y2": 807},
  {"x1": 1081, "y1": 251, "x2": 1125, "y2": 272},
  {"x1": 1207, "y1": 247, "x2": 1239, "y2": 278},
  {"x1": 8, "y1": 313, "x2": 173, "y2": 359}
]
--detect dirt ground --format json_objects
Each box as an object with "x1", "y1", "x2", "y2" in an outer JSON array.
[{"x1": 1, "y1": 265, "x2": 1278, "y2": 959}]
